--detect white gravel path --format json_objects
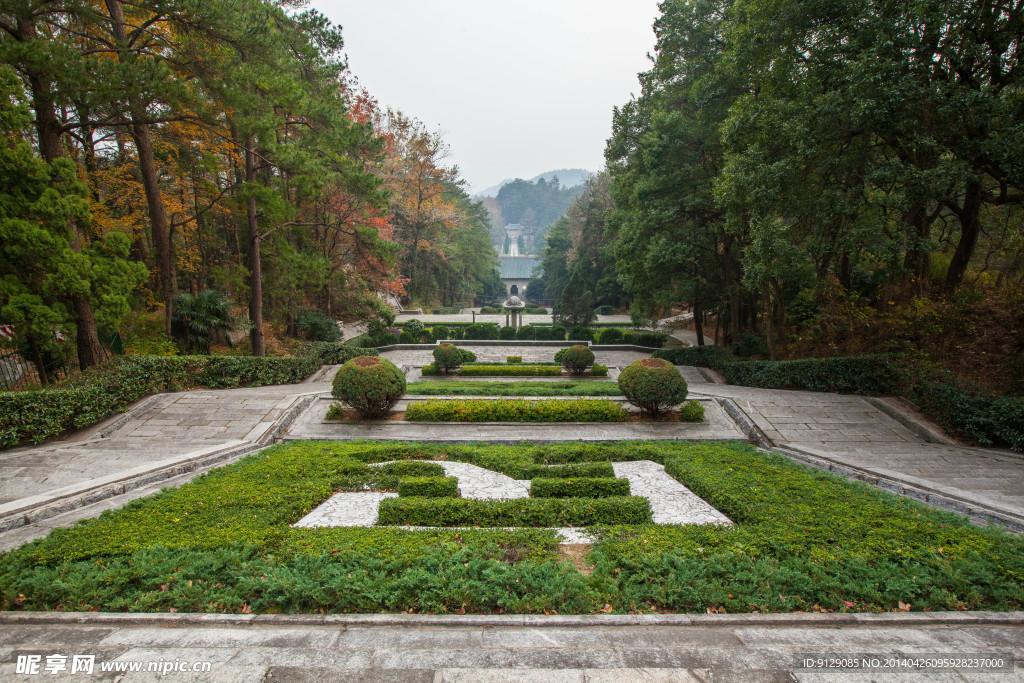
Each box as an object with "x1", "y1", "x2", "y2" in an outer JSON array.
[{"x1": 613, "y1": 461, "x2": 732, "y2": 526}]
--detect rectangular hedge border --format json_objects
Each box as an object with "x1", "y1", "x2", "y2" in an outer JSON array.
[
  {"x1": 376, "y1": 496, "x2": 652, "y2": 526},
  {"x1": 404, "y1": 398, "x2": 630, "y2": 423},
  {"x1": 530, "y1": 477, "x2": 631, "y2": 498},
  {"x1": 0, "y1": 344, "x2": 376, "y2": 449},
  {"x1": 518, "y1": 462, "x2": 616, "y2": 479}
]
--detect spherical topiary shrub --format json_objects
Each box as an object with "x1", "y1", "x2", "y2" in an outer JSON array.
[
  {"x1": 433, "y1": 342, "x2": 466, "y2": 374},
  {"x1": 618, "y1": 357, "x2": 688, "y2": 415},
  {"x1": 554, "y1": 345, "x2": 596, "y2": 375},
  {"x1": 332, "y1": 356, "x2": 406, "y2": 418}
]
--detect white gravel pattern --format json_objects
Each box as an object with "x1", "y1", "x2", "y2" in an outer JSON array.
[
  {"x1": 292, "y1": 460, "x2": 730, "y2": 534},
  {"x1": 613, "y1": 461, "x2": 732, "y2": 526}
]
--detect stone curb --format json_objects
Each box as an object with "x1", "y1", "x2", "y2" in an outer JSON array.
[
  {"x1": 716, "y1": 397, "x2": 773, "y2": 449},
  {"x1": 774, "y1": 445, "x2": 1024, "y2": 533},
  {"x1": 0, "y1": 610, "x2": 1020, "y2": 629}
]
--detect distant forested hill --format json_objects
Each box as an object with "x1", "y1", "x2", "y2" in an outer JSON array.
[{"x1": 474, "y1": 168, "x2": 591, "y2": 198}]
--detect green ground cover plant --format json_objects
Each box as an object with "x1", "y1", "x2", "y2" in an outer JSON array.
[
  {"x1": 1, "y1": 440, "x2": 1022, "y2": 615},
  {"x1": 530, "y1": 477, "x2": 631, "y2": 498},
  {"x1": 377, "y1": 461, "x2": 445, "y2": 477},
  {"x1": 0, "y1": 346, "x2": 375, "y2": 448},
  {"x1": 405, "y1": 382, "x2": 623, "y2": 397},
  {"x1": 378, "y1": 497, "x2": 652, "y2": 527},
  {"x1": 397, "y1": 476, "x2": 459, "y2": 498},
  {"x1": 518, "y1": 462, "x2": 617, "y2": 479},
  {"x1": 404, "y1": 399, "x2": 630, "y2": 423}
]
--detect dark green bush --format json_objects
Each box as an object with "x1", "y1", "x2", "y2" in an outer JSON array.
[
  {"x1": 618, "y1": 358, "x2": 689, "y2": 415},
  {"x1": 432, "y1": 325, "x2": 450, "y2": 341},
  {"x1": 554, "y1": 345, "x2": 595, "y2": 375},
  {"x1": 378, "y1": 461, "x2": 445, "y2": 478},
  {"x1": 295, "y1": 308, "x2": 340, "y2": 342},
  {"x1": 518, "y1": 462, "x2": 616, "y2": 479},
  {"x1": 507, "y1": 356, "x2": 523, "y2": 364},
  {"x1": 377, "y1": 496, "x2": 652, "y2": 527},
  {"x1": 398, "y1": 331, "x2": 416, "y2": 344},
  {"x1": 0, "y1": 355, "x2": 327, "y2": 448},
  {"x1": 679, "y1": 399, "x2": 706, "y2": 423},
  {"x1": 432, "y1": 343, "x2": 475, "y2": 374},
  {"x1": 591, "y1": 364, "x2": 609, "y2": 377},
  {"x1": 568, "y1": 326, "x2": 595, "y2": 343},
  {"x1": 530, "y1": 477, "x2": 630, "y2": 498},
  {"x1": 405, "y1": 398, "x2": 630, "y2": 422},
  {"x1": 595, "y1": 305, "x2": 613, "y2": 316},
  {"x1": 499, "y1": 326, "x2": 517, "y2": 340},
  {"x1": 722, "y1": 355, "x2": 902, "y2": 395},
  {"x1": 398, "y1": 476, "x2": 459, "y2": 498},
  {"x1": 457, "y1": 365, "x2": 563, "y2": 377},
  {"x1": 637, "y1": 333, "x2": 666, "y2": 348},
  {"x1": 401, "y1": 320, "x2": 425, "y2": 336},
  {"x1": 465, "y1": 323, "x2": 500, "y2": 340},
  {"x1": 331, "y1": 357, "x2": 406, "y2": 418},
  {"x1": 516, "y1": 325, "x2": 537, "y2": 340},
  {"x1": 653, "y1": 346, "x2": 732, "y2": 371},
  {"x1": 595, "y1": 328, "x2": 624, "y2": 345}
]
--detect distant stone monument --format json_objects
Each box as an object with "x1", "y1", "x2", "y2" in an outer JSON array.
[{"x1": 503, "y1": 295, "x2": 526, "y2": 330}]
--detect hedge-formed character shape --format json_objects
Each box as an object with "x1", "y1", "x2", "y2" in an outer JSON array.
[
  {"x1": 554, "y1": 345, "x2": 596, "y2": 375},
  {"x1": 618, "y1": 357, "x2": 688, "y2": 415},
  {"x1": 332, "y1": 356, "x2": 406, "y2": 418}
]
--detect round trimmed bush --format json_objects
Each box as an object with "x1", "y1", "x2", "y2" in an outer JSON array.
[
  {"x1": 596, "y1": 328, "x2": 624, "y2": 345},
  {"x1": 568, "y1": 325, "x2": 595, "y2": 343},
  {"x1": 432, "y1": 325, "x2": 450, "y2": 341},
  {"x1": 618, "y1": 358, "x2": 688, "y2": 415},
  {"x1": 554, "y1": 345, "x2": 595, "y2": 375},
  {"x1": 332, "y1": 356, "x2": 406, "y2": 418},
  {"x1": 433, "y1": 343, "x2": 466, "y2": 374}
]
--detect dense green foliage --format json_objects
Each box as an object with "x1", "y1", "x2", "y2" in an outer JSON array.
[
  {"x1": 2, "y1": 440, "x2": 1022, "y2": 614},
  {"x1": 530, "y1": 477, "x2": 631, "y2": 499},
  {"x1": 404, "y1": 399, "x2": 630, "y2": 423},
  {"x1": 405, "y1": 382, "x2": 623, "y2": 397},
  {"x1": 421, "y1": 365, "x2": 564, "y2": 377},
  {"x1": 378, "y1": 497, "x2": 652, "y2": 527},
  {"x1": 618, "y1": 358, "x2": 689, "y2": 415},
  {"x1": 330, "y1": 357, "x2": 406, "y2": 418},
  {"x1": 493, "y1": 176, "x2": 583, "y2": 251},
  {"x1": 0, "y1": 353, "x2": 339, "y2": 447},
  {"x1": 518, "y1": 462, "x2": 617, "y2": 479},
  {"x1": 377, "y1": 461, "x2": 445, "y2": 478},
  {"x1": 554, "y1": 345, "x2": 596, "y2": 375},
  {"x1": 397, "y1": 476, "x2": 459, "y2": 498},
  {"x1": 679, "y1": 400, "x2": 706, "y2": 423},
  {"x1": 432, "y1": 343, "x2": 475, "y2": 374}
]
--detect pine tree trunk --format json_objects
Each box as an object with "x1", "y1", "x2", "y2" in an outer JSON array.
[
  {"x1": 945, "y1": 180, "x2": 985, "y2": 291},
  {"x1": 73, "y1": 295, "x2": 105, "y2": 368},
  {"x1": 105, "y1": 0, "x2": 174, "y2": 337},
  {"x1": 245, "y1": 137, "x2": 266, "y2": 356}
]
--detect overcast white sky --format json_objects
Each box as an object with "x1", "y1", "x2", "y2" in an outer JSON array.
[{"x1": 313, "y1": 0, "x2": 662, "y2": 193}]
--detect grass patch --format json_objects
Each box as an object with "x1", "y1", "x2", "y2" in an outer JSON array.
[
  {"x1": 0, "y1": 440, "x2": 1021, "y2": 615},
  {"x1": 405, "y1": 381, "x2": 623, "y2": 396}
]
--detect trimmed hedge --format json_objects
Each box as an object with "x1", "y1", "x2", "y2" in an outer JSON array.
[
  {"x1": 530, "y1": 477, "x2": 631, "y2": 498},
  {"x1": 595, "y1": 328, "x2": 623, "y2": 345},
  {"x1": 398, "y1": 476, "x2": 459, "y2": 498},
  {"x1": 456, "y1": 365, "x2": 564, "y2": 377},
  {"x1": 518, "y1": 462, "x2": 616, "y2": 479},
  {"x1": 331, "y1": 357, "x2": 406, "y2": 418},
  {"x1": 554, "y1": 345, "x2": 595, "y2": 375},
  {"x1": 722, "y1": 355, "x2": 904, "y2": 395},
  {"x1": 377, "y1": 496, "x2": 652, "y2": 527},
  {"x1": 618, "y1": 358, "x2": 689, "y2": 415},
  {"x1": 652, "y1": 346, "x2": 732, "y2": 370},
  {"x1": 378, "y1": 461, "x2": 445, "y2": 478},
  {"x1": 464, "y1": 323, "x2": 500, "y2": 340},
  {"x1": 300, "y1": 342, "x2": 379, "y2": 366},
  {"x1": 405, "y1": 381, "x2": 623, "y2": 397},
  {"x1": 404, "y1": 398, "x2": 630, "y2": 423},
  {"x1": 507, "y1": 356, "x2": 522, "y2": 364},
  {"x1": 0, "y1": 354, "x2": 340, "y2": 448}
]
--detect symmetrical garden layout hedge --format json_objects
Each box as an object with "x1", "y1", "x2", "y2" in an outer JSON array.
[{"x1": 2, "y1": 439, "x2": 1022, "y2": 615}]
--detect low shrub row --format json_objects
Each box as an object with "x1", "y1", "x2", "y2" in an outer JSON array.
[
  {"x1": 517, "y1": 462, "x2": 616, "y2": 479},
  {"x1": 530, "y1": 477, "x2": 631, "y2": 498},
  {"x1": 376, "y1": 496, "x2": 653, "y2": 527},
  {"x1": 398, "y1": 476, "x2": 459, "y2": 498},
  {"x1": 459, "y1": 365, "x2": 564, "y2": 377},
  {"x1": 0, "y1": 352, "x2": 356, "y2": 448},
  {"x1": 404, "y1": 398, "x2": 630, "y2": 423},
  {"x1": 377, "y1": 461, "x2": 445, "y2": 477}
]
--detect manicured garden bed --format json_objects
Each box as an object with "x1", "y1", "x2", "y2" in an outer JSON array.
[
  {"x1": 404, "y1": 398, "x2": 630, "y2": 423},
  {"x1": 1, "y1": 440, "x2": 1022, "y2": 615},
  {"x1": 405, "y1": 381, "x2": 623, "y2": 396},
  {"x1": 420, "y1": 364, "x2": 609, "y2": 377}
]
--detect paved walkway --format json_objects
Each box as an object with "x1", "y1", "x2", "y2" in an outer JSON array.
[{"x1": 0, "y1": 613, "x2": 1019, "y2": 682}]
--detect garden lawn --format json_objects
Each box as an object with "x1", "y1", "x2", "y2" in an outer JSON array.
[
  {"x1": 1, "y1": 440, "x2": 1022, "y2": 615},
  {"x1": 405, "y1": 381, "x2": 623, "y2": 396}
]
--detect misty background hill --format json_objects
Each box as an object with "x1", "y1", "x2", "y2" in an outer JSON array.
[
  {"x1": 473, "y1": 168, "x2": 591, "y2": 199},
  {"x1": 476, "y1": 170, "x2": 590, "y2": 254}
]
